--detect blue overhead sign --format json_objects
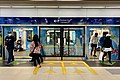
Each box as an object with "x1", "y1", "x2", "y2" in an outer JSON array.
[{"x1": 0, "y1": 17, "x2": 120, "y2": 25}]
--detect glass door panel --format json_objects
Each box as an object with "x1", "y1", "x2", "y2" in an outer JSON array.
[
  {"x1": 63, "y1": 28, "x2": 69, "y2": 56},
  {"x1": 68, "y1": 28, "x2": 84, "y2": 56},
  {"x1": 40, "y1": 28, "x2": 55, "y2": 56},
  {"x1": 40, "y1": 27, "x2": 85, "y2": 59},
  {"x1": 54, "y1": 28, "x2": 60, "y2": 56}
]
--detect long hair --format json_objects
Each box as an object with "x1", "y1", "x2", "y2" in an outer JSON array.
[{"x1": 33, "y1": 34, "x2": 40, "y2": 47}]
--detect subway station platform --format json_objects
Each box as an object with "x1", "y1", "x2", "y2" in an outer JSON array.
[{"x1": 0, "y1": 61, "x2": 120, "y2": 80}]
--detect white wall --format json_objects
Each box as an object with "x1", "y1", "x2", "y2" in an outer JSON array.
[{"x1": 0, "y1": 8, "x2": 120, "y2": 17}]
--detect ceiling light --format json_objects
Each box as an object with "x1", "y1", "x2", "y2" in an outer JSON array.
[
  {"x1": 0, "y1": 6, "x2": 11, "y2": 8},
  {"x1": 82, "y1": 6, "x2": 105, "y2": 8},
  {"x1": 59, "y1": 6, "x2": 81, "y2": 8},
  {"x1": 106, "y1": 6, "x2": 120, "y2": 8},
  {"x1": 12, "y1": 6, "x2": 35, "y2": 8},
  {"x1": 36, "y1": 6, "x2": 58, "y2": 8}
]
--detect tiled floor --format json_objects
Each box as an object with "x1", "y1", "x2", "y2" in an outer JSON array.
[
  {"x1": 0, "y1": 67, "x2": 120, "y2": 80},
  {"x1": 0, "y1": 61, "x2": 120, "y2": 80}
]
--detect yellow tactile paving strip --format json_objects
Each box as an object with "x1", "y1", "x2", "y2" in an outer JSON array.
[
  {"x1": 41, "y1": 61, "x2": 85, "y2": 67},
  {"x1": 35, "y1": 61, "x2": 97, "y2": 75}
]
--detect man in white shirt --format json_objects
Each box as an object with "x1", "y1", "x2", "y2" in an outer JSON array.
[{"x1": 90, "y1": 33, "x2": 98, "y2": 57}]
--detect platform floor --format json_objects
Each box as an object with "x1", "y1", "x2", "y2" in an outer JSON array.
[
  {"x1": 0, "y1": 67, "x2": 120, "y2": 80},
  {"x1": 0, "y1": 61, "x2": 120, "y2": 80}
]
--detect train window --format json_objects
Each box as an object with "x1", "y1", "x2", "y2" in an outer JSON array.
[{"x1": 27, "y1": 30, "x2": 32, "y2": 42}]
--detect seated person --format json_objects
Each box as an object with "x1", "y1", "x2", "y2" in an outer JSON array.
[{"x1": 16, "y1": 37, "x2": 23, "y2": 51}]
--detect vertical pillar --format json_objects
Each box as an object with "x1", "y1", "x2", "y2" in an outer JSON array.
[
  {"x1": 85, "y1": 26, "x2": 88, "y2": 59},
  {"x1": 60, "y1": 28, "x2": 64, "y2": 60}
]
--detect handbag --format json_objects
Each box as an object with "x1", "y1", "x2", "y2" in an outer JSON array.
[{"x1": 29, "y1": 47, "x2": 36, "y2": 57}]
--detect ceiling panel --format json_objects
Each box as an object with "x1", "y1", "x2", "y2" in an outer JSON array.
[{"x1": 0, "y1": 0, "x2": 120, "y2": 6}]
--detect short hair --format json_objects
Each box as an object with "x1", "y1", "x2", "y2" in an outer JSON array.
[
  {"x1": 95, "y1": 33, "x2": 98, "y2": 35},
  {"x1": 8, "y1": 31, "x2": 11, "y2": 34}
]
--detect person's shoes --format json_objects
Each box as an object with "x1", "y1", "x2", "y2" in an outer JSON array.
[
  {"x1": 109, "y1": 62, "x2": 112, "y2": 64},
  {"x1": 93, "y1": 55, "x2": 97, "y2": 57},
  {"x1": 37, "y1": 65, "x2": 41, "y2": 68},
  {"x1": 29, "y1": 60, "x2": 33, "y2": 62},
  {"x1": 5, "y1": 62, "x2": 10, "y2": 65}
]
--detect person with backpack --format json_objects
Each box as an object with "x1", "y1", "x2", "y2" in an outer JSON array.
[{"x1": 102, "y1": 34, "x2": 114, "y2": 64}]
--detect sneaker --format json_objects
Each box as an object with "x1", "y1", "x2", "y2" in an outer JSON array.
[
  {"x1": 37, "y1": 65, "x2": 41, "y2": 68},
  {"x1": 109, "y1": 62, "x2": 112, "y2": 64},
  {"x1": 5, "y1": 62, "x2": 10, "y2": 65},
  {"x1": 93, "y1": 55, "x2": 97, "y2": 57},
  {"x1": 29, "y1": 60, "x2": 33, "y2": 62}
]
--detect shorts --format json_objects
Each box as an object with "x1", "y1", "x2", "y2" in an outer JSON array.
[{"x1": 91, "y1": 44, "x2": 97, "y2": 47}]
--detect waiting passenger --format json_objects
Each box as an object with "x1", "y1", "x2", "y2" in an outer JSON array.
[
  {"x1": 30, "y1": 43, "x2": 44, "y2": 63},
  {"x1": 16, "y1": 37, "x2": 23, "y2": 51},
  {"x1": 90, "y1": 33, "x2": 98, "y2": 57},
  {"x1": 99, "y1": 32, "x2": 107, "y2": 47},
  {"x1": 102, "y1": 34, "x2": 114, "y2": 64},
  {"x1": 30, "y1": 34, "x2": 41, "y2": 67},
  {"x1": 5, "y1": 32, "x2": 15, "y2": 65}
]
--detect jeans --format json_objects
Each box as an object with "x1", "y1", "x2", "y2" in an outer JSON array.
[{"x1": 7, "y1": 48, "x2": 14, "y2": 64}]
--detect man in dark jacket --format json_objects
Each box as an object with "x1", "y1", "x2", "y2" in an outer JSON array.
[
  {"x1": 102, "y1": 34, "x2": 113, "y2": 64},
  {"x1": 99, "y1": 32, "x2": 107, "y2": 47},
  {"x1": 5, "y1": 32, "x2": 15, "y2": 64}
]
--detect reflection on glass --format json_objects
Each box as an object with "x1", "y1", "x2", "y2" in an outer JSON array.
[
  {"x1": 63, "y1": 28, "x2": 68, "y2": 56},
  {"x1": 40, "y1": 27, "x2": 84, "y2": 56},
  {"x1": 40, "y1": 28, "x2": 55, "y2": 56},
  {"x1": 68, "y1": 28, "x2": 84, "y2": 56},
  {"x1": 54, "y1": 29, "x2": 60, "y2": 56}
]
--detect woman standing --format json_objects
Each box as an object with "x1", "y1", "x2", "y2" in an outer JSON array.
[{"x1": 30, "y1": 34, "x2": 41, "y2": 67}]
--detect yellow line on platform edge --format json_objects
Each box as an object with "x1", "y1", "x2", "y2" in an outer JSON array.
[
  {"x1": 82, "y1": 61, "x2": 97, "y2": 75},
  {"x1": 61, "y1": 62, "x2": 66, "y2": 75},
  {"x1": 33, "y1": 65, "x2": 40, "y2": 75}
]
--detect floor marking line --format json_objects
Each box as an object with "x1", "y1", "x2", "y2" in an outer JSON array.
[
  {"x1": 45, "y1": 67, "x2": 55, "y2": 73},
  {"x1": 33, "y1": 65, "x2": 40, "y2": 75},
  {"x1": 61, "y1": 61, "x2": 66, "y2": 75},
  {"x1": 82, "y1": 61, "x2": 97, "y2": 75},
  {"x1": 74, "y1": 67, "x2": 85, "y2": 74}
]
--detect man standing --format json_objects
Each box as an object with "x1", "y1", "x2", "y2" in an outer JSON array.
[
  {"x1": 5, "y1": 32, "x2": 15, "y2": 64},
  {"x1": 99, "y1": 32, "x2": 107, "y2": 52}
]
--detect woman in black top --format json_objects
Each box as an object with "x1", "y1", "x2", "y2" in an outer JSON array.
[{"x1": 102, "y1": 34, "x2": 113, "y2": 64}]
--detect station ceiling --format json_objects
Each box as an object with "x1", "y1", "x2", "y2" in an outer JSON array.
[{"x1": 0, "y1": 0, "x2": 120, "y2": 6}]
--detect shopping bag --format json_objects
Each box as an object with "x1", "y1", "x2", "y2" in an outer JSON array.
[{"x1": 99, "y1": 51, "x2": 104, "y2": 61}]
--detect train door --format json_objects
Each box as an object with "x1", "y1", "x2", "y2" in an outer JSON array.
[{"x1": 40, "y1": 26, "x2": 85, "y2": 60}]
